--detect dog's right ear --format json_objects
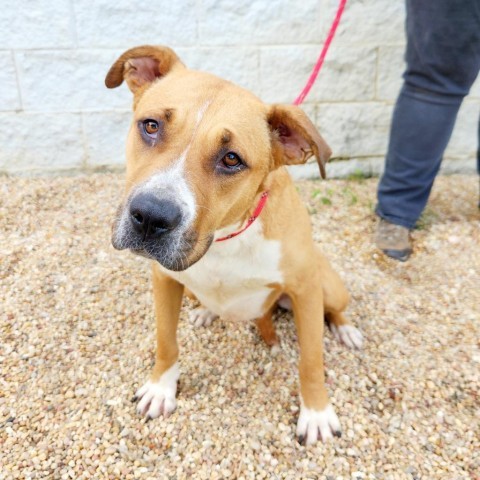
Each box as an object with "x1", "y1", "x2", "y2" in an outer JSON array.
[{"x1": 105, "y1": 45, "x2": 185, "y2": 94}]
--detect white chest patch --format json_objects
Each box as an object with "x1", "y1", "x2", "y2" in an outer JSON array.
[{"x1": 166, "y1": 220, "x2": 283, "y2": 322}]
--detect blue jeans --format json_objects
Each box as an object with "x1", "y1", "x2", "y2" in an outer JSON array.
[{"x1": 376, "y1": 0, "x2": 480, "y2": 229}]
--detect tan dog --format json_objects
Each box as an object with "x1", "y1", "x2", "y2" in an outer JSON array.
[{"x1": 106, "y1": 46, "x2": 363, "y2": 445}]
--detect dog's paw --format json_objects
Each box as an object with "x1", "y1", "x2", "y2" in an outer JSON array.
[
  {"x1": 133, "y1": 363, "x2": 179, "y2": 420},
  {"x1": 189, "y1": 307, "x2": 218, "y2": 327},
  {"x1": 330, "y1": 324, "x2": 363, "y2": 349},
  {"x1": 296, "y1": 403, "x2": 342, "y2": 446},
  {"x1": 277, "y1": 294, "x2": 292, "y2": 311}
]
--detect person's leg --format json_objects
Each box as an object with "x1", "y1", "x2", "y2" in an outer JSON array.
[
  {"x1": 478, "y1": 115, "x2": 480, "y2": 175},
  {"x1": 478, "y1": 114, "x2": 480, "y2": 208},
  {"x1": 376, "y1": 0, "x2": 480, "y2": 258},
  {"x1": 377, "y1": 87, "x2": 462, "y2": 229}
]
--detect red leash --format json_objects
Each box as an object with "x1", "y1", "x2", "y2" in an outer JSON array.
[
  {"x1": 216, "y1": 0, "x2": 347, "y2": 242},
  {"x1": 293, "y1": 0, "x2": 347, "y2": 106}
]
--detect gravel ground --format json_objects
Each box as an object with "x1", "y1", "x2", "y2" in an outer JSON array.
[{"x1": 0, "y1": 172, "x2": 479, "y2": 480}]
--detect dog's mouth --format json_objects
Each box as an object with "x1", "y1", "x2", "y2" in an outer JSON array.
[{"x1": 132, "y1": 233, "x2": 212, "y2": 271}]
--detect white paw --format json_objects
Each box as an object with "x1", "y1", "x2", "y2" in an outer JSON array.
[
  {"x1": 270, "y1": 343, "x2": 282, "y2": 356},
  {"x1": 189, "y1": 307, "x2": 218, "y2": 327},
  {"x1": 296, "y1": 402, "x2": 342, "y2": 445},
  {"x1": 277, "y1": 294, "x2": 292, "y2": 311},
  {"x1": 134, "y1": 363, "x2": 179, "y2": 419},
  {"x1": 330, "y1": 324, "x2": 363, "y2": 349}
]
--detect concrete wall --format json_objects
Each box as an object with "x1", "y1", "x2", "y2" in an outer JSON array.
[{"x1": 0, "y1": 0, "x2": 479, "y2": 177}]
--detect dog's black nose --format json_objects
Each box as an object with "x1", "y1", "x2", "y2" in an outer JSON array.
[{"x1": 129, "y1": 193, "x2": 182, "y2": 240}]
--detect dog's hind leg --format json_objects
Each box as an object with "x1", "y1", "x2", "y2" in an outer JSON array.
[
  {"x1": 315, "y1": 247, "x2": 363, "y2": 350},
  {"x1": 326, "y1": 312, "x2": 363, "y2": 350},
  {"x1": 189, "y1": 306, "x2": 218, "y2": 327},
  {"x1": 277, "y1": 293, "x2": 292, "y2": 311},
  {"x1": 255, "y1": 306, "x2": 279, "y2": 350},
  {"x1": 184, "y1": 289, "x2": 218, "y2": 327}
]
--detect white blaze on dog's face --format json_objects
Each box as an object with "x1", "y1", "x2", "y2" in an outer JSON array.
[{"x1": 106, "y1": 46, "x2": 331, "y2": 271}]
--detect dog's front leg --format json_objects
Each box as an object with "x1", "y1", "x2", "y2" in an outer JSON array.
[
  {"x1": 134, "y1": 263, "x2": 184, "y2": 420},
  {"x1": 291, "y1": 278, "x2": 342, "y2": 445}
]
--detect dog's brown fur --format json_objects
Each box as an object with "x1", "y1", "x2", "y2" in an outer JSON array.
[{"x1": 106, "y1": 45, "x2": 358, "y2": 444}]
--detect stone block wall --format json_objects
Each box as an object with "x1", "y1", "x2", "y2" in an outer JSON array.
[{"x1": 0, "y1": 0, "x2": 479, "y2": 176}]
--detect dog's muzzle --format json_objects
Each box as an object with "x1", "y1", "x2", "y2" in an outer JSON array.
[{"x1": 112, "y1": 192, "x2": 199, "y2": 271}]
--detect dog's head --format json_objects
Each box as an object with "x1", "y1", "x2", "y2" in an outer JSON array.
[{"x1": 106, "y1": 45, "x2": 331, "y2": 271}]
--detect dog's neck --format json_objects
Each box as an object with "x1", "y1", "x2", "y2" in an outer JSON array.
[{"x1": 214, "y1": 191, "x2": 269, "y2": 242}]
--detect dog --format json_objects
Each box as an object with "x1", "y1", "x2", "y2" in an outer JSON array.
[{"x1": 105, "y1": 45, "x2": 363, "y2": 445}]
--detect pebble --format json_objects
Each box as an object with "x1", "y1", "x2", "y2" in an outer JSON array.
[{"x1": 0, "y1": 174, "x2": 478, "y2": 479}]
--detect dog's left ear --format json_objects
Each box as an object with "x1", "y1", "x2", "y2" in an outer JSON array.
[{"x1": 267, "y1": 104, "x2": 331, "y2": 179}]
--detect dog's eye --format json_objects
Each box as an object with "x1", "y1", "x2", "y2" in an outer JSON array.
[
  {"x1": 216, "y1": 152, "x2": 247, "y2": 175},
  {"x1": 222, "y1": 152, "x2": 242, "y2": 169},
  {"x1": 143, "y1": 119, "x2": 159, "y2": 137}
]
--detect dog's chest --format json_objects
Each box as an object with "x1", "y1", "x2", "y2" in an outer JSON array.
[{"x1": 169, "y1": 221, "x2": 283, "y2": 321}]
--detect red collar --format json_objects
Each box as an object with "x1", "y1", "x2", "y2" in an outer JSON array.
[{"x1": 215, "y1": 191, "x2": 269, "y2": 242}]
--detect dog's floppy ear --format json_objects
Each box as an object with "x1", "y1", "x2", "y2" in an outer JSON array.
[
  {"x1": 267, "y1": 104, "x2": 331, "y2": 179},
  {"x1": 105, "y1": 45, "x2": 185, "y2": 94}
]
